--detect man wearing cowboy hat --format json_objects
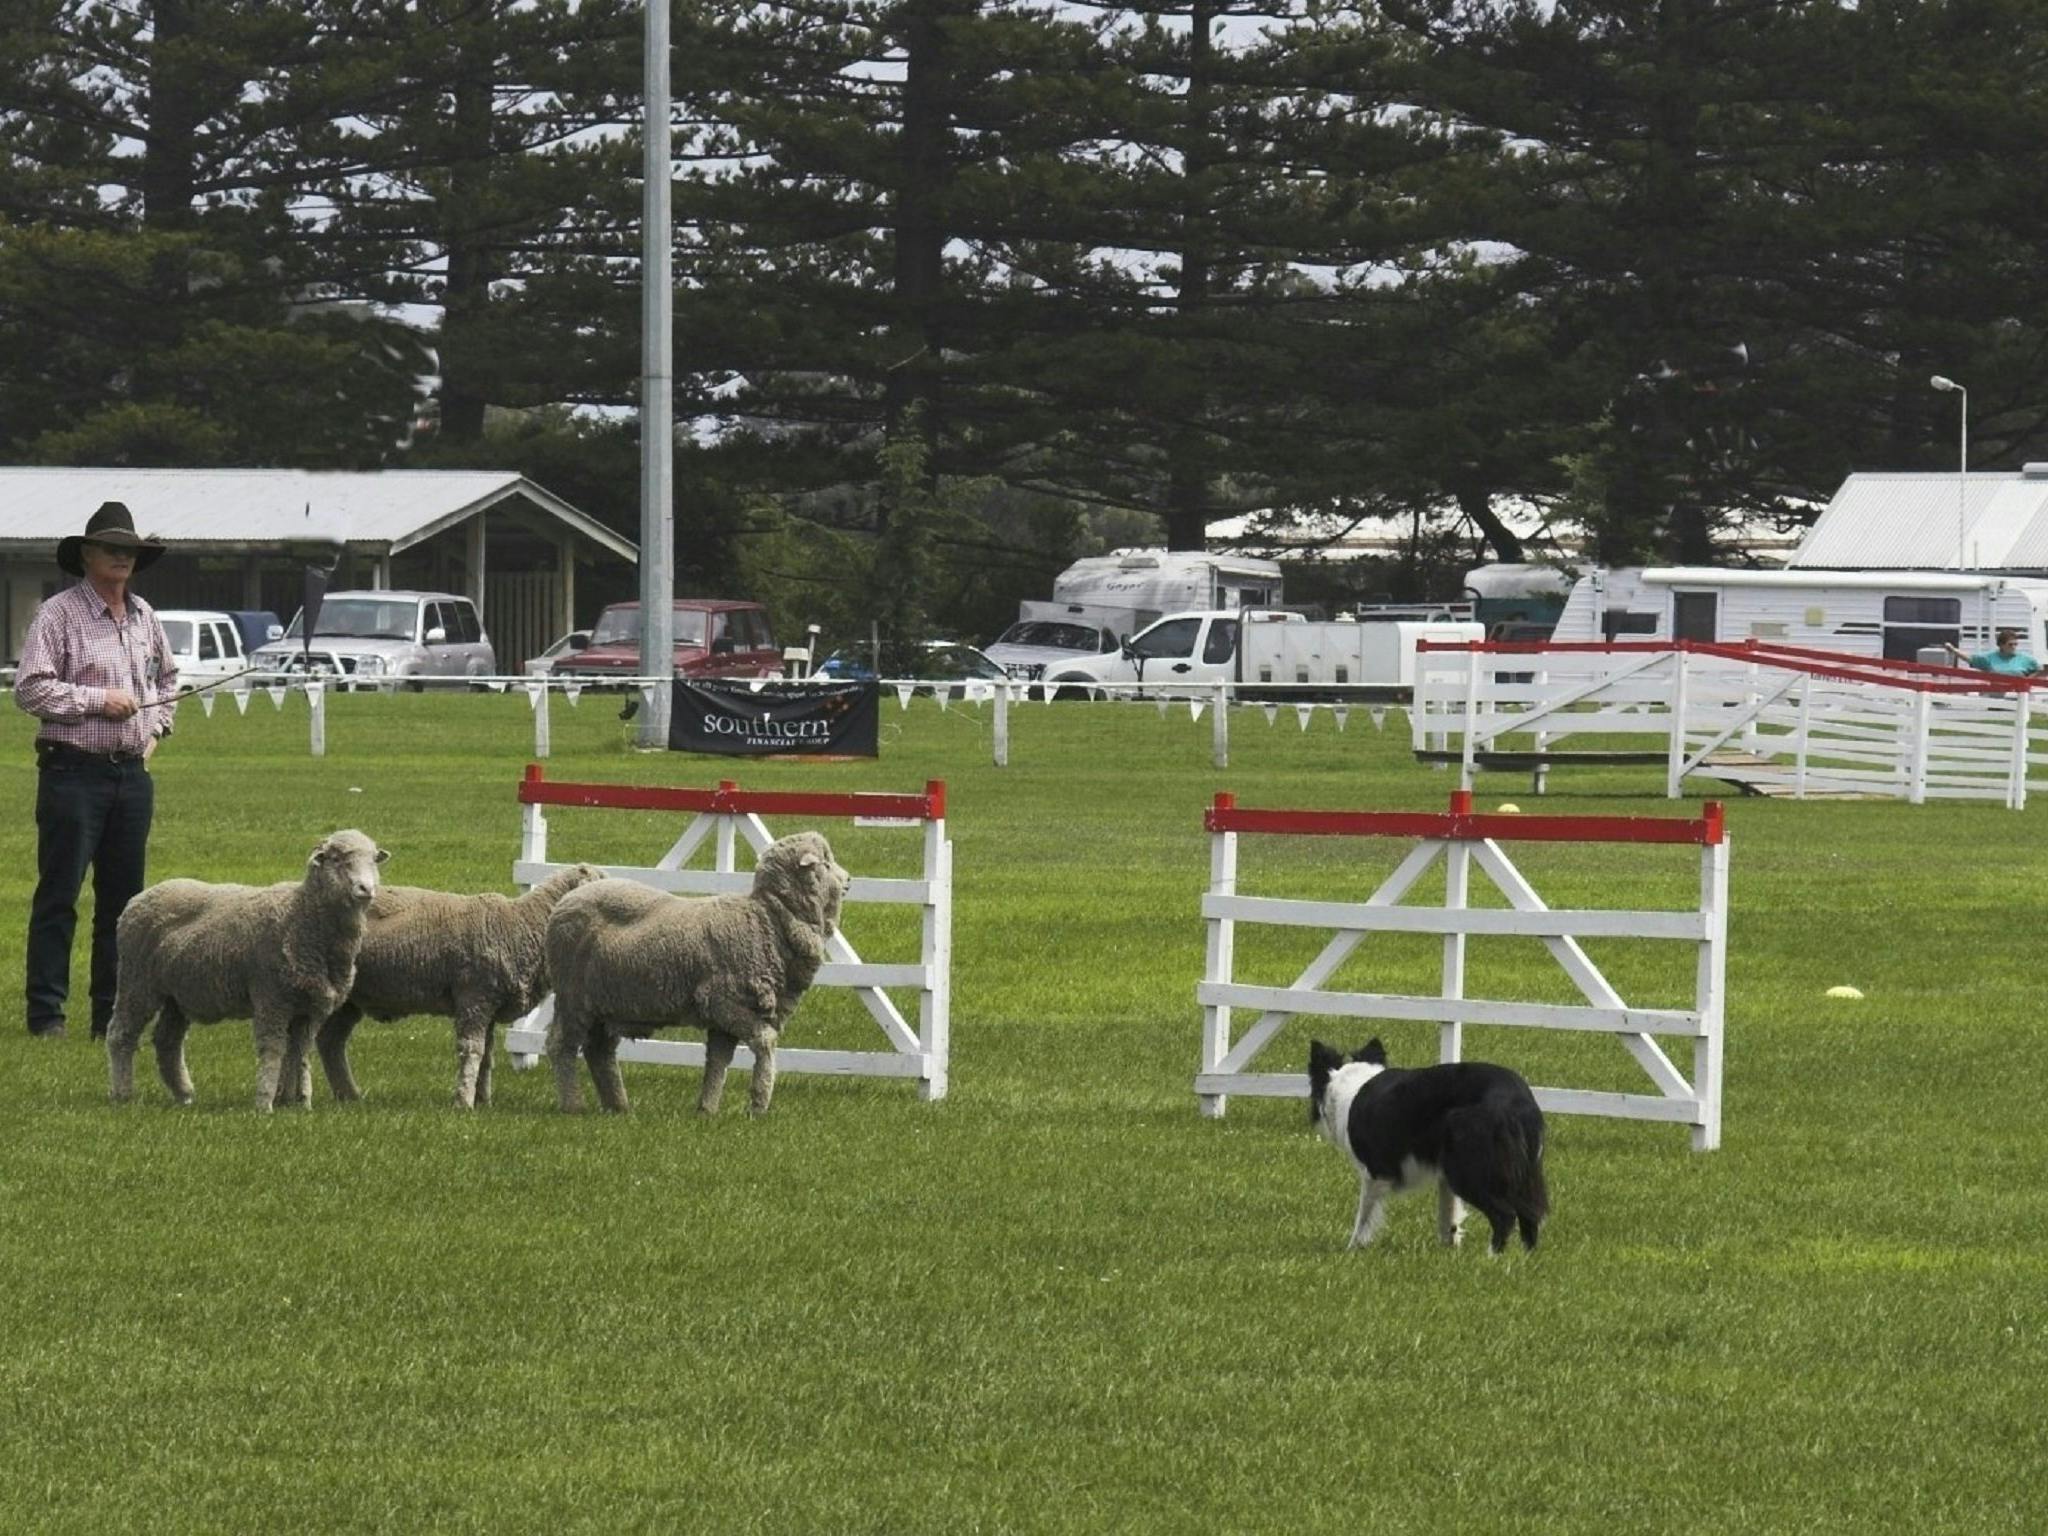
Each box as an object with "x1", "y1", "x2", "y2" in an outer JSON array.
[{"x1": 14, "y1": 501, "x2": 179, "y2": 1041}]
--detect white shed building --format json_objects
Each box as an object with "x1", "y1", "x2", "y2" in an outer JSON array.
[{"x1": 0, "y1": 468, "x2": 637, "y2": 669}]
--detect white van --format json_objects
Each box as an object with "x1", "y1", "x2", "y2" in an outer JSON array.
[
  {"x1": 154, "y1": 610, "x2": 261, "y2": 686},
  {"x1": 1553, "y1": 567, "x2": 2048, "y2": 661}
]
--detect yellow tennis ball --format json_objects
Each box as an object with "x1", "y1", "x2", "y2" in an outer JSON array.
[
  {"x1": 1497, "y1": 802, "x2": 1522, "y2": 814},
  {"x1": 1825, "y1": 985, "x2": 1864, "y2": 1000}
]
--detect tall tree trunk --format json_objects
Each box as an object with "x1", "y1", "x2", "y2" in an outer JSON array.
[{"x1": 1453, "y1": 478, "x2": 1524, "y2": 564}]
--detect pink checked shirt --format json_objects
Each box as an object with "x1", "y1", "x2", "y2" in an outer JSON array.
[{"x1": 15, "y1": 581, "x2": 180, "y2": 755}]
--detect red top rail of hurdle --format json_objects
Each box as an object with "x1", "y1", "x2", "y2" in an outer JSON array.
[
  {"x1": 1207, "y1": 790, "x2": 1724, "y2": 846},
  {"x1": 518, "y1": 764, "x2": 945, "y2": 822}
]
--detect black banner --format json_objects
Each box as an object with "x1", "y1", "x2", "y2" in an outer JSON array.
[{"x1": 669, "y1": 678, "x2": 880, "y2": 757}]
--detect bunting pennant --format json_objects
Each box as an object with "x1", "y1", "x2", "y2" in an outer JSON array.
[
  {"x1": 1190, "y1": 699, "x2": 1207, "y2": 723},
  {"x1": 1042, "y1": 681, "x2": 1058, "y2": 704},
  {"x1": 1156, "y1": 699, "x2": 1170, "y2": 719},
  {"x1": 1333, "y1": 708, "x2": 1349, "y2": 732},
  {"x1": 563, "y1": 681, "x2": 583, "y2": 707},
  {"x1": 526, "y1": 681, "x2": 545, "y2": 710},
  {"x1": 266, "y1": 684, "x2": 287, "y2": 711},
  {"x1": 748, "y1": 678, "x2": 767, "y2": 693},
  {"x1": 1296, "y1": 704, "x2": 1314, "y2": 731},
  {"x1": 305, "y1": 680, "x2": 325, "y2": 706},
  {"x1": 638, "y1": 685, "x2": 656, "y2": 713},
  {"x1": 199, "y1": 692, "x2": 216, "y2": 718},
  {"x1": 1260, "y1": 703, "x2": 1278, "y2": 726},
  {"x1": 1370, "y1": 709, "x2": 1387, "y2": 731},
  {"x1": 231, "y1": 687, "x2": 252, "y2": 716},
  {"x1": 896, "y1": 682, "x2": 914, "y2": 710}
]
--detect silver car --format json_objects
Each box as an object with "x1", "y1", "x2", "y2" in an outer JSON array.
[{"x1": 251, "y1": 590, "x2": 496, "y2": 690}]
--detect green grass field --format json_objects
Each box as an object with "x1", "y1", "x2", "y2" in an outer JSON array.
[{"x1": 2, "y1": 690, "x2": 2044, "y2": 1533}]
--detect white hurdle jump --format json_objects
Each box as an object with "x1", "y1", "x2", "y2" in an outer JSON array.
[
  {"x1": 503, "y1": 766, "x2": 952, "y2": 1100},
  {"x1": 1196, "y1": 790, "x2": 1729, "y2": 1149}
]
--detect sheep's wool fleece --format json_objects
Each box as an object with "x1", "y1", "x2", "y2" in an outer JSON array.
[
  {"x1": 547, "y1": 830, "x2": 847, "y2": 1047},
  {"x1": 112, "y1": 829, "x2": 384, "y2": 1022},
  {"x1": 347, "y1": 863, "x2": 601, "y2": 1020}
]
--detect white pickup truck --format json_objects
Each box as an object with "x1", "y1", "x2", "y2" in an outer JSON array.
[{"x1": 1042, "y1": 609, "x2": 1484, "y2": 698}]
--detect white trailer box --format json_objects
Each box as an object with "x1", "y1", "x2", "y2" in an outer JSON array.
[
  {"x1": 1240, "y1": 618, "x2": 1486, "y2": 689},
  {"x1": 1050, "y1": 549, "x2": 1284, "y2": 632},
  {"x1": 1554, "y1": 566, "x2": 2048, "y2": 661}
]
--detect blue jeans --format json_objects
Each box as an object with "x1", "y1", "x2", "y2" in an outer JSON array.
[{"x1": 27, "y1": 748, "x2": 154, "y2": 1037}]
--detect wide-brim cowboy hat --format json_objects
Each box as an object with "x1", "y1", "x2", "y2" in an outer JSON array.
[{"x1": 57, "y1": 501, "x2": 166, "y2": 577}]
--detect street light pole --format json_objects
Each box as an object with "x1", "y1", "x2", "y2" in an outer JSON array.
[
  {"x1": 1931, "y1": 374, "x2": 1968, "y2": 570},
  {"x1": 636, "y1": 0, "x2": 675, "y2": 747}
]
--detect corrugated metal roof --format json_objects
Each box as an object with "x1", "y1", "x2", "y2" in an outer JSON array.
[
  {"x1": 0, "y1": 467, "x2": 637, "y2": 560},
  {"x1": 1790, "y1": 471, "x2": 2048, "y2": 570}
]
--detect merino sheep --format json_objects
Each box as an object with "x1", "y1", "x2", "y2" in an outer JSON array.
[
  {"x1": 105, "y1": 829, "x2": 388, "y2": 1110},
  {"x1": 310, "y1": 862, "x2": 604, "y2": 1107},
  {"x1": 545, "y1": 830, "x2": 849, "y2": 1115}
]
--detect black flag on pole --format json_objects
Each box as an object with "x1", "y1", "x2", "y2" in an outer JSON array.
[{"x1": 669, "y1": 679, "x2": 880, "y2": 757}]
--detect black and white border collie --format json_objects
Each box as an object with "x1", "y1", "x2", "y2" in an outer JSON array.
[{"x1": 1308, "y1": 1039, "x2": 1548, "y2": 1254}]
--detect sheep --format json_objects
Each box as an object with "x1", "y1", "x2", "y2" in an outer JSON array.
[
  {"x1": 545, "y1": 829, "x2": 849, "y2": 1115},
  {"x1": 309, "y1": 862, "x2": 604, "y2": 1108},
  {"x1": 105, "y1": 829, "x2": 388, "y2": 1111}
]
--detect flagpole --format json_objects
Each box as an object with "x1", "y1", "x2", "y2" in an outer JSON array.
[{"x1": 636, "y1": 0, "x2": 675, "y2": 747}]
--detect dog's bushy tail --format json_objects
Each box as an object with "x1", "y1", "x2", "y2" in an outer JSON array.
[{"x1": 1502, "y1": 1105, "x2": 1548, "y2": 1251}]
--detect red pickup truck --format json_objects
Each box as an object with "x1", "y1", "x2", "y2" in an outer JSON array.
[{"x1": 552, "y1": 599, "x2": 783, "y2": 684}]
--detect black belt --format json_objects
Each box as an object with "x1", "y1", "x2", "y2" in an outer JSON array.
[{"x1": 36, "y1": 741, "x2": 145, "y2": 766}]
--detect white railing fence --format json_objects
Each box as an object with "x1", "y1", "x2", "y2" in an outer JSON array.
[{"x1": 1413, "y1": 639, "x2": 2044, "y2": 807}]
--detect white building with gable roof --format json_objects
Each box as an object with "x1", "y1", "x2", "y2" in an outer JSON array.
[{"x1": 0, "y1": 468, "x2": 637, "y2": 668}]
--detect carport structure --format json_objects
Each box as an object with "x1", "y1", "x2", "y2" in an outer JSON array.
[{"x1": 0, "y1": 467, "x2": 637, "y2": 671}]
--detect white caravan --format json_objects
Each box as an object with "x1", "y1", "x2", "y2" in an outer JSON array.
[
  {"x1": 1552, "y1": 567, "x2": 2048, "y2": 662},
  {"x1": 1052, "y1": 548, "x2": 1284, "y2": 625}
]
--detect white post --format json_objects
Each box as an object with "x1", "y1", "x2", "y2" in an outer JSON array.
[
  {"x1": 993, "y1": 680, "x2": 1009, "y2": 767},
  {"x1": 1743, "y1": 656, "x2": 1760, "y2": 754},
  {"x1": 918, "y1": 818, "x2": 953, "y2": 1101},
  {"x1": 1908, "y1": 690, "x2": 1931, "y2": 805},
  {"x1": 1794, "y1": 674, "x2": 1812, "y2": 799},
  {"x1": 1440, "y1": 838, "x2": 1469, "y2": 1065},
  {"x1": 533, "y1": 682, "x2": 551, "y2": 760},
  {"x1": 308, "y1": 681, "x2": 326, "y2": 757},
  {"x1": 1212, "y1": 680, "x2": 1229, "y2": 769},
  {"x1": 519, "y1": 795, "x2": 548, "y2": 872},
  {"x1": 716, "y1": 809, "x2": 737, "y2": 876},
  {"x1": 1459, "y1": 650, "x2": 1480, "y2": 790},
  {"x1": 2013, "y1": 687, "x2": 2032, "y2": 810},
  {"x1": 1692, "y1": 834, "x2": 1730, "y2": 1152},
  {"x1": 1667, "y1": 650, "x2": 1690, "y2": 798},
  {"x1": 1198, "y1": 824, "x2": 1238, "y2": 1119}
]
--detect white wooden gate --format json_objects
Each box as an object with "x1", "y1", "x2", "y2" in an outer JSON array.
[
  {"x1": 503, "y1": 766, "x2": 952, "y2": 1100},
  {"x1": 1196, "y1": 790, "x2": 1729, "y2": 1149}
]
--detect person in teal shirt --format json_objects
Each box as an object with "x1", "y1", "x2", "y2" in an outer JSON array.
[{"x1": 1944, "y1": 629, "x2": 2044, "y2": 676}]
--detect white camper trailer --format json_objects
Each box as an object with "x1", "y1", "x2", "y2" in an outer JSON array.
[
  {"x1": 1553, "y1": 567, "x2": 2048, "y2": 662},
  {"x1": 1050, "y1": 549, "x2": 1284, "y2": 632}
]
